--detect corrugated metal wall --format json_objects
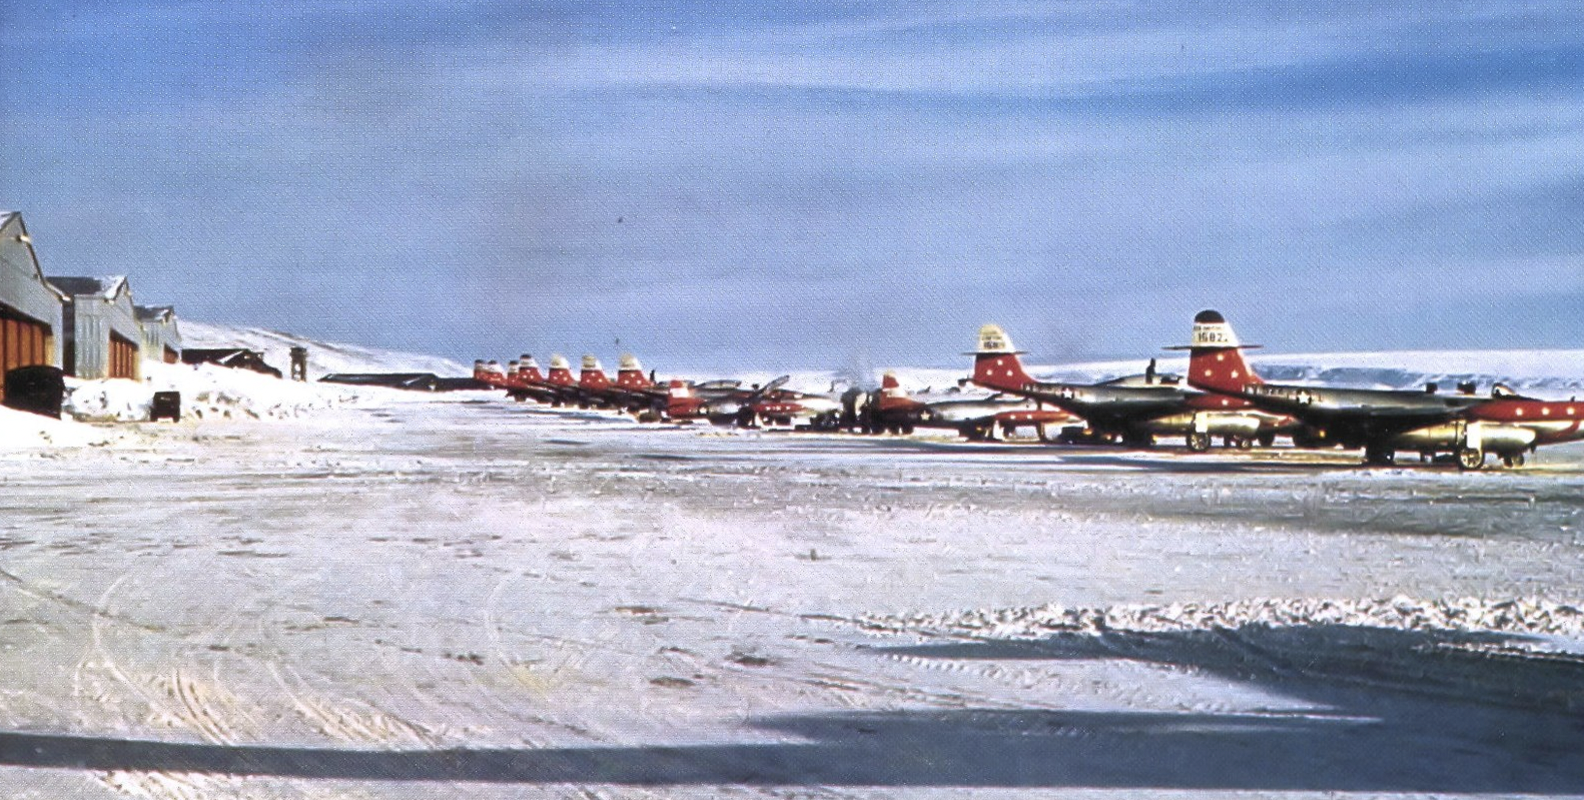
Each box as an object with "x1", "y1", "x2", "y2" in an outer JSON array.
[
  {"x1": 71, "y1": 289, "x2": 142, "y2": 381},
  {"x1": 137, "y1": 314, "x2": 182, "y2": 364},
  {"x1": 0, "y1": 214, "x2": 64, "y2": 382}
]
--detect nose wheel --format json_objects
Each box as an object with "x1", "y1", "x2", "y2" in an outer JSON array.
[
  {"x1": 1185, "y1": 431, "x2": 1212, "y2": 452},
  {"x1": 1501, "y1": 452, "x2": 1527, "y2": 469}
]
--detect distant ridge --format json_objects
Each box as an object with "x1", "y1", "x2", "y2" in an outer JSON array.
[{"x1": 180, "y1": 322, "x2": 470, "y2": 379}]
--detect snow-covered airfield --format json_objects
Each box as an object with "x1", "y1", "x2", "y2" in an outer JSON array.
[{"x1": 3, "y1": 326, "x2": 1584, "y2": 798}]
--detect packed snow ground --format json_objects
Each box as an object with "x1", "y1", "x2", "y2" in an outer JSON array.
[{"x1": 3, "y1": 326, "x2": 1584, "y2": 798}]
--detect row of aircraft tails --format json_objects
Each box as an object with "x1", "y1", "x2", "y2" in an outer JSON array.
[{"x1": 474, "y1": 311, "x2": 1584, "y2": 470}]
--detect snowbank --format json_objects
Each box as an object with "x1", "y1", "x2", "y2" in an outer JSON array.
[
  {"x1": 867, "y1": 595, "x2": 1584, "y2": 642},
  {"x1": 0, "y1": 405, "x2": 116, "y2": 449},
  {"x1": 64, "y1": 361, "x2": 353, "y2": 423},
  {"x1": 53, "y1": 318, "x2": 476, "y2": 426}
]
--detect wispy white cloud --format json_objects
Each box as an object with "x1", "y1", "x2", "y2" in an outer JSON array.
[{"x1": 3, "y1": 1, "x2": 1582, "y2": 367}]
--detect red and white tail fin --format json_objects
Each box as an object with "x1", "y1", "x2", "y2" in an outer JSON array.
[
  {"x1": 616, "y1": 353, "x2": 651, "y2": 390},
  {"x1": 518, "y1": 355, "x2": 545, "y2": 383},
  {"x1": 579, "y1": 354, "x2": 611, "y2": 389},
  {"x1": 880, "y1": 370, "x2": 908, "y2": 398},
  {"x1": 545, "y1": 354, "x2": 575, "y2": 386},
  {"x1": 876, "y1": 370, "x2": 924, "y2": 413},
  {"x1": 666, "y1": 379, "x2": 704, "y2": 418},
  {"x1": 970, "y1": 324, "x2": 1035, "y2": 392},
  {"x1": 1186, "y1": 310, "x2": 1262, "y2": 394},
  {"x1": 475, "y1": 359, "x2": 509, "y2": 386}
]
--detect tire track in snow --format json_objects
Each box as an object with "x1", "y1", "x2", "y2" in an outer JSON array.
[{"x1": 76, "y1": 578, "x2": 257, "y2": 800}]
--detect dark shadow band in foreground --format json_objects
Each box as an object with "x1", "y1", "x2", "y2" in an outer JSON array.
[
  {"x1": 0, "y1": 705, "x2": 1580, "y2": 792},
  {"x1": 4, "y1": 623, "x2": 1582, "y2": 792}
]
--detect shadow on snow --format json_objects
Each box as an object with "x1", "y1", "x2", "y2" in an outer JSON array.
[{"x1": 3, "y1": 624, "x2": 1583, "y2": 791}]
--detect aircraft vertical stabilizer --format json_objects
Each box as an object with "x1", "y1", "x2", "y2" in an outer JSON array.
[
  {"x1": 971, "y1": 324, "x2": 1035, "y2": 392},
  {"x1": 580, "y1": 354, "x2": 611, "y2": 389},
  {"x1": 1186, "y1": 310, "x2": 1262, "y2": 395}
]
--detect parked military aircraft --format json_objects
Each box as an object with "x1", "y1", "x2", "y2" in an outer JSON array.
[
  {"x1": 473, "y1": 359, "x2": 508, "y2": 388},
  {"x1": 969, "y1": 324, "x2": 1292, "y2": 449},
  {"x1": 1182, "y1": 310, "x2": 1584, "y2": 468},
  {"x1": 862, "y1": 371, "x2": 1076, "y2": 439},
  {"x1": 573, "y1": 354, "x2": 667, "y2": 416},
  {"x1": 473, "y1": 356, "x2": 570, "y2": 406},
  {"x1": 666, "y1": 376, "x2": 840, "y2": 428},
  {"x1": 505, "y1": 356, "x2": 572, "y2": 405},
  {"x1": 540, "y1": 354, "x2": 583, "y2": 403}
]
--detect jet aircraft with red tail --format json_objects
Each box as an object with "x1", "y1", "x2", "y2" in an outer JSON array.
[
  {"x1": 574, "y1": 353, "x2": 668, "y2": 415},
  {"x1": 506, "y1": 356, "x2": 572, "y2": 405},
  {"x1": 969, "y1": 324, "x2": 1292, "y2": 449},
  {"x1": 1181, "y1": 310, "x2": 1584, "y2": 468},
  {"x1": 864, "y1": 371, "x2": 1076, "y2": 439},
  {"x1": 666, "y1": 375, "x2": 841, "y2": 428}
]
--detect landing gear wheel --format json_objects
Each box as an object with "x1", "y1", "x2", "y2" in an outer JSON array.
[
  {"x1": 1364, "y1": 444, "x2": 1396, "y2": 466},
  {"x1": 1457, "y1": 447, "x2": 1486, "y2": 471},
  {"x1": 900, "y1": 424, "x2": 914, "y2": 435},
  {"x1": 1236, "y1": 437, "x2": 1254, "y2": 450},
  {"x1": 1257, "y1": 432, "x2": 1276, "y2": 448},
  {"x1": 1185, "y1": 431, "x2": 1212, "y2": 452},
  {"x1": 1501, "y1": 452, "x2": 1526, "y2": 469}
]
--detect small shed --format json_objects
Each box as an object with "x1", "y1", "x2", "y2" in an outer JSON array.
[
  {"x1": 135, "y1": 305, "x2": 182, "y2": 364},
  {"x1": 181, "y1": 348, "x2": 282, "y2": 378},
  {"x1": 46, "y1": 275, "x2": 142, "y2": 381},
  {"x1": 0, "y1": 212, "x2": 66, "y2": 400}
]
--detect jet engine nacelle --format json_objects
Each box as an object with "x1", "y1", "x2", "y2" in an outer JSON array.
[
  {"x1": 1391, "y1": 421, "x2": 1537, "y2": 454},
  {"x1": 1145, "y1": 412, "x2": 1263, "y2": 438},
  {"x1": 1466, "y1": 421, "x2": 1537, "y2": 454}
]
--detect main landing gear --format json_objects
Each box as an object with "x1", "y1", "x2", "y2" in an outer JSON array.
[
  {"x1": 1456, "y1": 448, "x2": 1527, "y2": 471},
  {"x1": 1364, "y1": 443, "x2": 1395, "y2": 466},
  {"x1": 1457, "y1": 446, "x2": 1486, "y2": 471},
  {"x1": 1123, "y1": 431, "x2": 1155, "y2": 449}
]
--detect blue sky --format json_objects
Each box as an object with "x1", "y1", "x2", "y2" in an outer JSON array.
[{"x1": 2, "y1": 1, "x2": 1582, "y2": 373}]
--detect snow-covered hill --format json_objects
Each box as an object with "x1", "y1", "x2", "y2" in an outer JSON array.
[{"x1": 180, "y1": 321, "x2": 469, "y2": 379}]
